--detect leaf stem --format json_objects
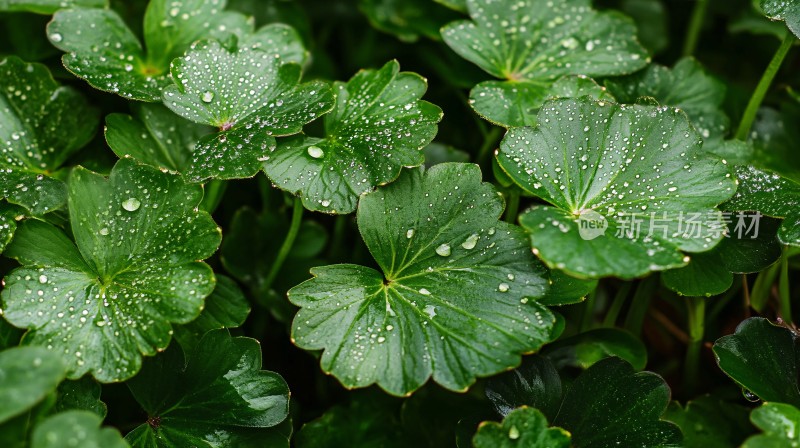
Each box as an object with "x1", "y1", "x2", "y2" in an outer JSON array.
[
  {"x1": 624, "y1": 275, "x2": 658, "y2": 336},
  {"x1": 735, "y1": 31, "x2": 796, "y2": 140},
  {"x1": 579, "y1": 288, "x2": 597, "y2": 332},
  {"x1": 750, "y1": 262, "x2": 781, "y2": 312},
  {"x1": 477, "y1": 127, "x2": 502, "y2": 167},
  {"x1": 199, "y1": 180, "x2": 227, "y2": 213},
  {"x1": 603, "y1": 282, "x2": 633, "y2": 327},
  {"x1": 263, "y1": 196, "x2": 304, "y2": 292},
  {"x1": 504, "y1": 189, "x2": 520, "y2": 224},
  {"x1": 779, "y1": 247, "x2": 793, "y2": 325},
  {"x1": 682, "y1": 0, "x2": 710, "y2": 57},
  {"x1": 683, "y1": 297, "x2": 706, "y2": 396}
]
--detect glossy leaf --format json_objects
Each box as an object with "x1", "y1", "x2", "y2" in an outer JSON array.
[
  {"x1": 0, "y1": 345, "x2": 66, "y2": 423},
  {"x1": 47, "y1": 1, "x2": 252, "y2": 101},
  {"x1": 125, "y1": 329, "x2": 290, "y2": 448},
  {"x1": 54, "y1": 376, "x2": 107, "y2": 418},
  {"x1": 713, "y1": 317, "x2": 800, "y2": 407},
  {"x1": 605, "y1": 57, "x2": 729, "y2": 141},
  {"x1": 743, "y1": 402, "x2": 800, "y2": 448},
  {"x1": 163, "y1": 40, "x2": 334, "y2": 182},
  {"x1": 441, "y1": 0, "x2": 648, "y2": 127},
  {"x1": 544, "y1": 327, "x2": 648, "y2": 371},
  {"x1": 473, "y1": 407, "x2": 571, "y2": 448},
  {"x1": 264, "y1": 60, "x2": 443, "y2": 213},
  {"x1": 0, "y1": 203, "x2": 20, "y2": 254},
  {"x1": 0, "y1": 158, "x2": 221, "y2": 382},
  {"x1": 31, "y1": 410, "x2": 128, "y2": 448},
  {"x1": 750, "y1": 104, "x2": 800, "y2": 183},
  {"x1": 724, "y1": 165, "x2": 800, "y2": 246},
  {"x1": 0, "y1": 56, "x2": 98, "y2": 215},
  {"x1": 486, "y1": 355, "x2": 562, "y2": 420},
  {"x1": 663, "y1": 395, "x2": 754, "y2": 448},
  {"x1": 761, "y1": 0, "x2": 800, "y2": 38},
  {"x1": 553, "y1": 357, "x2": 682, "y2": 447},
  {"x1": 498, "y1": 97, "x2": 736, "y2": 279},
  {"x1": 289, "y1": 163, "x2": 557, "y2": 396},
  {"x1": 359, "y1": 0, "x2": 459, "y2": 42},
  {"x1": 105, "y1": 103, "x2": 213, "y2": 172},
  {"x1": 0, "y1": 0, "x2": 106, "y2": 14}
]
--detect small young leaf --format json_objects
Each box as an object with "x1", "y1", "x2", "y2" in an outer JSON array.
[
  {"x1": 713, "y1": 317, "x2": 800, "y2": 407},
  {"x1": 31, "y1": 410, "x2": 128, "y2": 448},
  {"x1": 724, "y1": 165, "x2": 800, "y2": 246},
  {"x1": 105, "y1": 103, "x2": 213, "y2": 172},
  {"x1": 485, "y1": 355, "x2": 562, "y2": 420},
  {"x1": 0, "y1": 0, "x2": 106, "y2": 14},
  {"x1": 0, "y1": 158, "x2": 221, "y2": 382},
  {"x1": 605, "y1": 57, "x2": 729, "y2": 141},
  {"x1": 172, "y1": 275, "x2": 250, "y2": 351},
  {"x1": 498, "y1": 98, "x2": 737, "y2": 279},
  {"x1": 289, "y1": 163, "x2": 556, "y2": 396},
  {"x1": 663, "y1": 395, "x2": 754, "y2": 448},
  {"x1": 441, "y1": 0, "x2": 648, "y2": 127},
  {"x1": 125, "y1": 329, "x2": 290, "y2": 448},
  {"x1": 473, "y1": 407, "x2": 571, "y2": 448},
  {"x1": 761, "y1": 0, "x2": 800, "y2": 38},
  {"x1": 46, "y1": 0, "x2": 257, "y2": 101},
  {"x1": 264, "y1": 60, "x2": 443, "y2": 213},
  {"x1": 743, "y1": 402, "x2": 800, "y2": 447},
  {"x1": 0, "y1": 346, "x2": 66, "y2": 423},
  {"x1": 163, "y1": 40, "x2": 334, "y2": 182},
  {"x1": 0, "y1": 56, "x2": 99, "y2": 215}
]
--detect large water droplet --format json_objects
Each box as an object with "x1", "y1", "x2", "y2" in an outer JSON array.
[
  {"x1": 307, "y1": 146, "x2": 324, "y2": 159},
  {"x1": 99, "y1": 227, "x2": 109, "y2": 236},
  {"x1": 50, "y1": 33, "x2": 63, "y2": 43},
  {"x1": 419, "y1": 288, "x2": 431, "y2": 295},
  {"x1": 498, "y1": 283, "x2": 509, "y2": 292},
  {"x1": 201, "y1": 91, "x2": 215, "y2": 103},
  {"x1": 38, "y1": 275, "x2": 47, "y2": 284},
  {"x1": 508, "y1": 426, "x2": 520, "y2": 440},
  {"x1": 406, "y1": 229, "x2": 415, "y2": 238},
  {"x1": 122, "y1": 198, "x2": 141, "y2": 211},
  {"x1": 461, "y1": 233, "x2": 479, "y2": 250},
  {"x1": 435, "y1": 244, "x2": 451, "y2": 256},
  {"x1": 742, "y1": 389, "x2": 760, "y2": 402}
]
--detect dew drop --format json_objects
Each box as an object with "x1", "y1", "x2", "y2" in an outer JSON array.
[
  {"x1": 742, "y1": 389, "x2": 760, "y2": 402},
  {"x1": 99, "y1": 227, "x2": 109, "y2": 236},
  {"x1": 38, "y1": 275, "x2": 47, "y2": 284},
  {"x1": 50, "y1": 33, "x2": 63, "y2": 43},
  {"x1": 406, "y1": 229, "x2": 415, "y2": 238},
  {"x1": 435, "y1": 244, "x2": 451, "y2": 256},
  {"x1": 307, "y1": 146, "x2": 324, "y2": 159},
  {"x1": 498, "y1": 283, "x2": 510, "y2": 292},
  {"x1": 424, "y1": 305, "x2": 437, "y2": 318},
  {"x1": 201, "y1": 91, "x2": 215, "y2": 103},
  {"x1": 419, "y1": 288, "x2": 431, "y2": 295},
  {"x1": 508, "y1": 426, "x2": 520, "y2": 440},
  {"x1": 122, "y1": 197, "x2": 141, "y2": 211},
  {"x1": 461, "y1": 233, "x2": 479, "y2": 250}
]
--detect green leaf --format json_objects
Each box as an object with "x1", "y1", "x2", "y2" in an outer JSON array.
[
  {"x1": 473, "y1": 407, "x2": 571, "y2": 448},
  {"x1": 0, "y1": 203, "x2": 21, "y2": 254},
  {"x1": 359, "y1": 0, "x2": 460, "y2": 43},
  {"x1": 172, "y1": 275, "x2": 250, "y2": 351},
  {"x1": 0, "y1": 314, "x2": 23, "y2": 349},
  {"x1": 469, "y1": 74, "x2": 615, "y2": 128},
  {"x1": 485, "y1": 355, "x2": 562, "y2": 420},
  {"x1": 289, "y1": 163, "x2": 556, "y2": 396},
  {"x1": 724, "y1": 166, "x2": 800, "y2": 246},
  {"x1": 163, "y1": 40, "x2": 334, "y2": 182},
  {"x1": 662, "y1": 251, "x2": 733, "y2": 297},
  {"x1": 498, "y1": 97, "x2": 737, "y2": 279},
  {"x1": 0, "y1": 0, "x2": 106, "y2": 14},
  {"x1": 0, "y1": 345, "x2": 66, "y2": 423},
  {"x1": 743, "y1": 402, "x2": 800, "y2": 447},
  {"x1": 0, "y1": 394, "x2": 55, "y2": 448},
  {"x1": 264, "y1": 60, "x2": 442, "y2": 214},
  {"x1": 125, "y1": 329, "x2": 290, "y2": 448},
  {"x1": 543, "y1": 327, "x2": 648, "y2": 371},
  {"x1": 0, "y1": 56, "x2": 99, "y2": 215},
  {"x1": 663, "y1": 395, "x2": 754, "y2": 448},
  {"x1": 619, "y1": 0, "x2": 668, "y2": 54},
  {"x1": 605, "y1": 57, "x2": 729, "y2": 141},
  {"x1": 295, "y1": 393, "x2": 410, "y2": 448},
  {"x1": 761, "y1": 0, "x2": 800, "y2": 38},
  {"x1": 54, "y1": 376, "x2": 107, "y2": 418},
  {"x1": 105, "y1": 103, "x2": 213, "y2": 172},
  {"x1": 553, "y1": 357, "x2": 681, "y2": 447},
  {"x1": 713, "y1": 317, "x2": 800, "y2": 407},
  {"x1": 751, "y1": 104, "x2": 800, "y2": 183},
  {"x1": 0, "y1": 158, "x2": 221, "y2": 382},
  {"x1": 441, "y1": 0, "x2": 648, "y2": 127},
  {"x1": 423, "y1": 143, "x2": 471, "y2": 167},
  {"x1": 31, "y1": 410, "x2": 128, "y2": 448},
  {"x1": 47, "y1": 0, "x2": 252, "y2": 101}
]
